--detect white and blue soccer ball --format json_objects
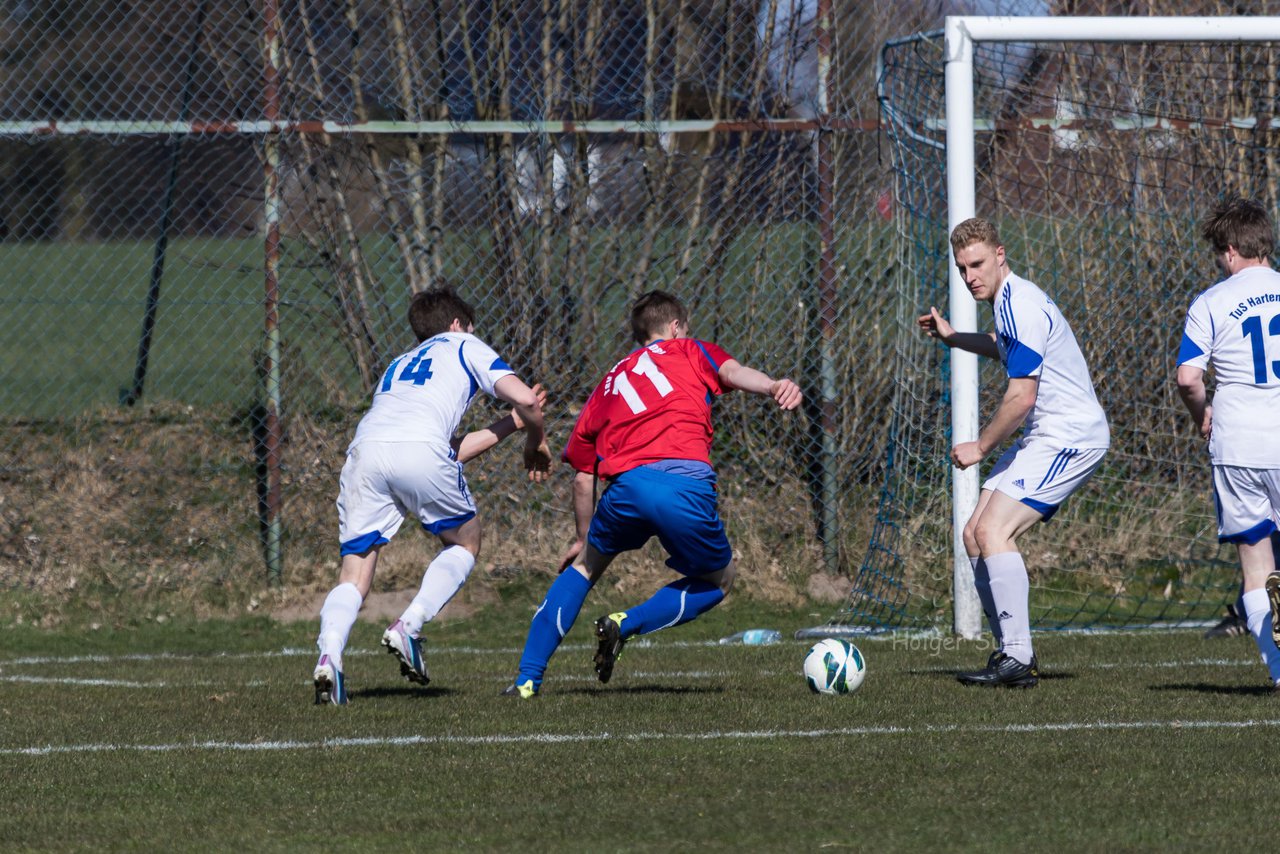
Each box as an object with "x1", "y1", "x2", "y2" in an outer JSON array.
[{"x1": 803, "y1": 638, "x2": 867, "y2": 695}]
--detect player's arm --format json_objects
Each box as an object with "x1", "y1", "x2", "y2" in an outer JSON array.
[
  {"x1": 918, "y1": 306, "x2": 999, "y2": 358},
  {"x1": 493, "y1": 374, "x2": 552, "y2": 482},
  {"x1": 951, "y1": 376, "x2": 1038, "y2": 470},
  {"x1": 453, "y1": 383, "x2": 547, "y2": 464},
  {"x1": 556, "y1": 469, "x2": 596, "y2": 571},
  {"x1": 1175, "y1": 364, "x2": 1212, "y2": 440},
  {"x1": 717, "y1": 359, "x2": 802, "y2": 410}
]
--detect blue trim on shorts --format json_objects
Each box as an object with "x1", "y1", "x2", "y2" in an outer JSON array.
[
  {"x1": 1219, "y1": 517, "x2": 1278, "y2": 545},
  {"x1": 1020, "y1": 496, "x2": 1058, "y2": 521},
  {"x1": 340, "y1": 530, "x2": 388, "y2": 556},
  {"x1": 423, "y1": 510, "x2": 476, "y2": 535}
]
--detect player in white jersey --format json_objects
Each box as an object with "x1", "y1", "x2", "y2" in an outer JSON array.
[
  {"x1": 1176, "y1": 196, "x2": 1280, "y2": 691},
  {"x1": 313, "y1": 288, "x2": 551, "y2": 705},
  {"x1": 919, "y1": 217, "x2": 1109, "y2": 688}
]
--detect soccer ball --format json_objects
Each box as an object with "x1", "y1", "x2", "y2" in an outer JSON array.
[{"x1": 803, "y1": 638, "x2": 867, "y2": 695}]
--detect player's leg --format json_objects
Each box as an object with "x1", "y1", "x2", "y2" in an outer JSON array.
[
  {"x1": 383, "y1": 519, "x2": 481, "y2": 686},
  {"x1": 316, "y1": 446, "x2": 405, "y2": 704},
  {"x1": 592, "y1": 468, "x2": 734, "y2": 681},
  {"x1": 508, "y1": 471, "x2": 653, "y2": 696},
  {"x1": 1270, "y1": 528, "x2": 1280, "y2": 649},
  {"x1": 382, "y1": 447, "x2": 479, "y2": 685},
  {"x1": 1239, "y1": 538, "x2": 1280, "y2": 686},
  {"x1": 971, "y1": 489, "x2": 1044, "y2": 669},
  {"x1": 961, "y1": 443, "x2": 1029, "y2": 660},
  {"x1": 507, "y1": 545, "x2": 618, "y2": 697},
  {"x1": 1215, "y1": 466, "x2": 1280, "y2": 686},
  {"x1": 963, "y1": 487, "x2": 1003, "y2": 650},
  {"x1": 958, "y1": 444, "x2": 1107, "y2": 688},
  {"x1": 315, "y1": 548, "x2": 381, "y2": 705}
]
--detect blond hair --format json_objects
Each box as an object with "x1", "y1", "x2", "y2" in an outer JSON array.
[{"x1": 949, "y1": 217, "x2": 1001, "y2": 253}]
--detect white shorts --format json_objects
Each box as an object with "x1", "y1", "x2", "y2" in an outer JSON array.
[
  {"x1": 982, "y1": 439, "x2": 1107, "y2": 520},
  {"x1": 336, "y1": 442, "x2": 475, "y2": 555},
  {"x1": 1212, "y1": 466, "x2": 1280, "y2": 544}
]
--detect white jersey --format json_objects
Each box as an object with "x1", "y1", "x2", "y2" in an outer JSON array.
[
  {"x1": 993, "y1": 273, "x2": 1109, "y2": 448},
  {"x1": 348, "y1": 332, "x2": 514, "y2": 450},
  {"x1": 1178, "y1": 264, "x2": 1280, "y2": 468}
]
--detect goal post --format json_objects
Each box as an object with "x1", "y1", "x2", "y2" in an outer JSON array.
[{"x1": 806, "y1": 14, "x2": 1280, "y2": 640}]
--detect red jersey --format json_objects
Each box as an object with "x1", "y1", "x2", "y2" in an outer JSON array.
[{"x1": 563, "y1": 338, "x2": 732, "y2": 478}]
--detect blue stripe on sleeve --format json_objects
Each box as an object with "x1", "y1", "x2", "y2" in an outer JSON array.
[
  {"x1": 1005, "y1": 339, "x2": 1043, "y2": 377},
  {"x1": 1176, "y1": 332, "x2": 1205, "y2": 365}
]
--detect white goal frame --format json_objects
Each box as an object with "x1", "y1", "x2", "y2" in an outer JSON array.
[{"x1": 944, "y1": 15, "x2": 1280, "y2": 637}]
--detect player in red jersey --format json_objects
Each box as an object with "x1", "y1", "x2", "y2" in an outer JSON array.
[{"x1": 503, "y1": 291, "x2": 802, "y2": 697}]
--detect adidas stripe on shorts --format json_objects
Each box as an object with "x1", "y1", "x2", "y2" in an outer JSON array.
[{"x1": 982, "y1": 438, "x2": 1107, "y2": 520}]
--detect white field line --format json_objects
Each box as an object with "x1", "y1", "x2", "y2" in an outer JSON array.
[
  {"x1": 8, "y1": 717, "x2": 1280, "y2": 757},
  {"x1": 1, "y1": 645, "x2": 1261, "y2": 668},
  {"x1": 0, "y1": 670, "x2": 769, "y2": 690},
  {"x1": 0, "y1": 675, "x2": 272, "y2": 688},
  {"x1": 0, "y1": 675, "x2": 168, "y2": 688},
  {"x1": 0, "y1": 658, "x2": 1260, "y2": 691}
]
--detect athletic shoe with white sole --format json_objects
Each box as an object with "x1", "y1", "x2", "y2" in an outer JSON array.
[
  {"x1": 313, "y1": 654, "x2": 348, "y2": 705},
  {"x1": 381, "y1": 619, "x2": 430, "y2": 685}
]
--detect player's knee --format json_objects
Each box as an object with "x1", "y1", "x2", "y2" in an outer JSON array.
[
  {"x1": 440, "y1": 519, "x2": 482, "y2": 556},
  {"x1": 973, "y1": 520, "x2": 1012, "y2": 555},
  {"x1": 711, "y1": 560, "x2": 737, "y2": 594}
]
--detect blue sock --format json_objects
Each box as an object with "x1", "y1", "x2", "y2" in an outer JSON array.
[
  {"x1": 618, "y1": 577, "x2": 725, "y2": 636},
  {"x1": 516, "y1": 569, "x2": 592, "y2": 690}
]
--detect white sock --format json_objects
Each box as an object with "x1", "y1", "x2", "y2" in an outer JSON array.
[
  {"x1": 317, "y1": 582, "x2": 363, "y2": 669},
  {"x1": 971, "y1": 556, "x2": 1003, "y2": 646},
  {"x1": 399, "y1": 546, "x2": 476, "y2": 636},
  {"x1": 984, "y1": 551, "x2": 1033, "y2": 665},
  {"x1": 1242, "y1": 588, "x2": 1280, "y2": 683}
]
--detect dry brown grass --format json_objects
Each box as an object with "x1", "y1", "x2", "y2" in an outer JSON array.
[{"x1": 1, "y1": 403, "x2": 854, "y2": 623}]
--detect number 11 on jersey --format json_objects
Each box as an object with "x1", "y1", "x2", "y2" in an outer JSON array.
[{"x1": 611, "y1": 350, "x2": 674, "y2": 414}]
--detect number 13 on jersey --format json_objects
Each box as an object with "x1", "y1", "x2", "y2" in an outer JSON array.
[{"x1": 1242, "y1": 312, "x2": 1280, "y2": 383}]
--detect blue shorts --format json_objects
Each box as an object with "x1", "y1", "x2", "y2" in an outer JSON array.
[{"x1": 586, "y1": 466, "x2": 733, "y2": 575}]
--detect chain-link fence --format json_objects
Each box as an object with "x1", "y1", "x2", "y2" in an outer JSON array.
[
  {"x1": 4, "y1": 1, "x2": 1229, "y2": 621},
  {"x1": 0, "y1": 0, "x2": 884, "y2": 610}
]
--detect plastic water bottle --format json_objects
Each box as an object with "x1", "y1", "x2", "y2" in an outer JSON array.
[{"x1": 718, "y1": 628, "x2": 782, "y2": 645}]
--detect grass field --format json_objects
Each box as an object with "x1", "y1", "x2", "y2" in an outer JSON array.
[{"x1": 2, "y1": 596, "x2": 1275, "y2": 851}]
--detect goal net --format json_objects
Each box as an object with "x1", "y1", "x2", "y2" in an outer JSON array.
[{"x1": 822, "y1": 17, "x2": 1280, "y2": 634}]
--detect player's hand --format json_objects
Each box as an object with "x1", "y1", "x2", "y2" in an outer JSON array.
[
  {"x1": 1200, "y1": 404, "x2": 1213, "y2": 441},
  {"x1": 557, "y1": 538, "x2": 585, "y2": 572},
  {"x1": 917, "y1": 306, "x2": 955, "y2": 343},
  {"x1": 524, "y1": 438, "x2": 553, "y2": 482},
  {"x1": 950, "y1": 441, "x2": 984, "y2": 470},
  {"x1": 511, "y1": 383, "x2": 547, "y2": 431},
  {"x1": 769, "y1": 378, "x2": 803, "y2": 410}
]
